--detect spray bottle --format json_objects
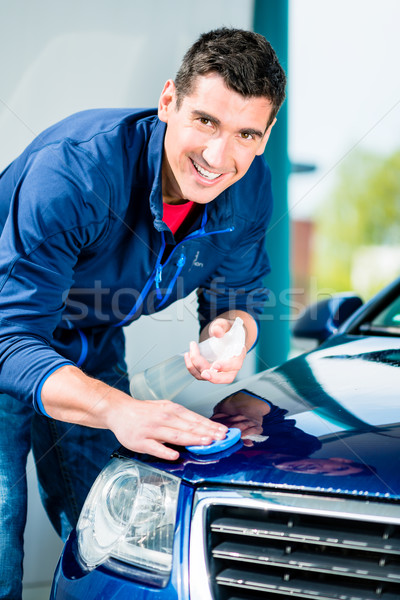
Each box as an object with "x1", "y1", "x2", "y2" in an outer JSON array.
[{"x1": 129, "y1": 317, "x2": 246, "y2": 401}]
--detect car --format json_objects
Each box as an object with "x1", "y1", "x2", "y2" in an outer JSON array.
[{"x1": 51, "y1": 277, "x2": 400, "y2": 600}]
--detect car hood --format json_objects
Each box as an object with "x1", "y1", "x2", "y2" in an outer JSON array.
[{"x1": 127, "y1": 335, "x2": 400, "y2": 500}]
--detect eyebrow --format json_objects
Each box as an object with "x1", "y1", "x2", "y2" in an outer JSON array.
[{"x1": 191, "y1": 110, "x2": 264, "y2": 139}]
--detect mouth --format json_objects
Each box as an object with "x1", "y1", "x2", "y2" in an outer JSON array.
[{"x1": 191, "y1": 159, "x2": 223, "y2": 181}]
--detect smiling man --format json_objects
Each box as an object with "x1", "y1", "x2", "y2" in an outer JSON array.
[
  {"x1": 159, "y1": 73, "x2": 274, "y2": 205},
  {"x1": 0, "y1": 27, "x2": 285, "y2": 599}
]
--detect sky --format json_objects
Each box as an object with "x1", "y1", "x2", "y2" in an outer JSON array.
[{"x1": 288, "y1": 0, "x2": 400, "y2": 219}]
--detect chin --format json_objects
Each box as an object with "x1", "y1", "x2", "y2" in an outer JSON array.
[{"x1": 186, "y1": 180, "x2": 232, "y2": 204}]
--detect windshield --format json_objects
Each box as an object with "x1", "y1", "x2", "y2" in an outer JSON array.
[{"x1": 359, "y1": 293, "x2": 400, "y2": 336}]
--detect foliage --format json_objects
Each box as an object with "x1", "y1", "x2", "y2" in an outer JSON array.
[{"x1": 313, "y1": 149, "x2": 400, "y2": 299}]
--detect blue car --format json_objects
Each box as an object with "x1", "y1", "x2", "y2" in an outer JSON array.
[{"x1": 51, "y1": 278, "x2": 400, "y2": 600}]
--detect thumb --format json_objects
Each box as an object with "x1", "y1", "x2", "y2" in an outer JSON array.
[{"x1": 209, "y1": 318, "x2": 233, "y2": 338}]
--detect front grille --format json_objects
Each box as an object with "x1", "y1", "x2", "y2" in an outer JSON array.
[{"x1": 190, "y1": 491, "x2": 400, "y2": 600}]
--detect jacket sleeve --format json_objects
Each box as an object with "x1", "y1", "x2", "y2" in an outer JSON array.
[
  {"x1": 0, "y1": 143, "x2": 110, "y2": 411},
  {"x1": 197, "y1": 159, "x2": 273, "y2": 339}
]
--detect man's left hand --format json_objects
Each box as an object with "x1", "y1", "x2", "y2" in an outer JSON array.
[{"x1": 184, "y1": 317, "x2": 247, "y2": 384}]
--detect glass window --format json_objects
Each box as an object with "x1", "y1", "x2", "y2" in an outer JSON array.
[{"x1": 359, "y1": 293, "x2": 400, "y2": 335}]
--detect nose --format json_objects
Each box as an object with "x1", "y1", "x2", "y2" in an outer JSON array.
[{"x1": 202, "y1": 135, "x2": 232, "y2": 172}]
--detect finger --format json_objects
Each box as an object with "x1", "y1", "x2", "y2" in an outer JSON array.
[
  {"x1": 210, "y1": 412, "x2": 230, "y2": 420},
  {"x1": 241, "y1": 424, "x2": 263, "y2": 436},
  {"x1": 242, "y1": 439, "x2": 254, "y2": 447},
  {"x1": 186, "y1": 343, "x2": 222, "y2": 382},
  {"x1": 184, "y1": 349, "x2": 203, "y2": 381},
  {"x1": 211, "y1": 417, "x2": 255, "y2": 429},
  {"x1": 224, "y1": 419, "x2": 260, "y2": 432},
  {"x1": 184, "y1": 345, "x2": 210, "y2": 380},
  {"x1": 139, "y1": 438, "x2": 180, "y2": 461},
  {"x1": 200, "y1": 368, "x2": 239, "y2": 384},
  {"x1": 152, "y1": 400, "x2": 228, "y2": 436},
  {"x1": 189, "y1": 341, "x2": 212, "y2": 372},
  {"x1": 152, "y1": 426, "x2": 218, "y2": 448},
  {"x1": 208, "y1": 318, "x2": 232, "y2": 338},
  {"x1": 210, "y1": 417, "x2": 231, "y2": 427},
  {"x1": 212, "y1": 413, "x2": 252, "y2": 425}
]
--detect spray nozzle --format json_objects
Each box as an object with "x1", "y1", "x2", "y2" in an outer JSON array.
[{"x1": 198, "y1": 317, "x2": 246, "y2": 363}]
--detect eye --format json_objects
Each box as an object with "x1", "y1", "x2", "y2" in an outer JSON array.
[
  {"x1": 240, "y1": 132, "x2": 253, "y2": 140},
  {"x1": 199, "y1": 117, "x2": 211, "y2": 126}
]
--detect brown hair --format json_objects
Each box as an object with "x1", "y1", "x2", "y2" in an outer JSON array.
[{"x1": 175, "y1": 27, "x2": 286, "y2": 127}]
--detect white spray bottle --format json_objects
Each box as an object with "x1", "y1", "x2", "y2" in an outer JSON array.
[{"x1": 129, "y1": 317, "x2": 245, "y2": 401}]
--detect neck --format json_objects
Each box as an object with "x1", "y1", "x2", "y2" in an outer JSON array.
[
  {"x1": 162, "y1": 154, "x2": 188, "y2": 205},
  {"x1": 163, "y1": 196, "x2": 190, "y2": 205}
]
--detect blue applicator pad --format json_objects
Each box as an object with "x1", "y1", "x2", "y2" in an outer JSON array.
[{"x1": 186, "y1": 427, "x2": 242, "y2": 455}]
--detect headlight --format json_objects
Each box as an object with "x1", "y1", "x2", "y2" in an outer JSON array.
[{"x1": 76, "y1": 457, "x2": 180, "y2": 576}]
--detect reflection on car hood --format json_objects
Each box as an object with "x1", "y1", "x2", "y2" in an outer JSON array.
[{"x1": 128, "y1": 335, "x2": 400, "y2": 500}]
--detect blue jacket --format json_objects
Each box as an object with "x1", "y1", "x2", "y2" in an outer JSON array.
[{"x1": 0, "y1": 109, "x2": 272, "y2": 413}]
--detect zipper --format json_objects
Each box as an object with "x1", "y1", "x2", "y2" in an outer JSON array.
[
  {"x1": 155, "y1": 264, "x2": 163, "y2": 300},
  {"x1": 114, "y1": 232, "x2": 166, "y2": 327},
  {"x1": 115, "y1": 210, "x2": 234, "y2": 326},
  {"x1": 160, "y1": 205, "x2": 233, "y2": 272},
  {"x1": 160, "y1": 224, "x2": 234, "y2": 274},
  {"x1": 156, "y1": 253, "x2": 186, "y2": 309},
  {"x1": 153, "y1": 220, "x2": 234, "y2": 310}
]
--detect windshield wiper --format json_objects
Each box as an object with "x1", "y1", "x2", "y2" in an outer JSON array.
[{"x1": 359, "y1": 323, "x2": 400, "y2": 336}]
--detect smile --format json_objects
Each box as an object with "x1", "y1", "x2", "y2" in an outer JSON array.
[{"x1": 191, "y1": 159, "x2": 222, "y2": 181}]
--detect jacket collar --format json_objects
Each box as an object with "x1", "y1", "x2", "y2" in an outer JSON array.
[{"x1": 147, "y1": 118, "x2": 166, "y2": 233}]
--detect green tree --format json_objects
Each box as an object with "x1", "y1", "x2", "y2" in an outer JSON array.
[{"x1": 313, "y1": 148, "x2": 400, "y2": 298}]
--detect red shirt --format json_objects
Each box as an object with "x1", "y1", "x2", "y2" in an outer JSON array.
[{"x1": 162, "y1": 201, "x2": 194, "y2": 235}]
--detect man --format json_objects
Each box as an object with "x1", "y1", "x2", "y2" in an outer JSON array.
[{"x1": 0, "y1": 27, "x2": 286, "y2": 598}]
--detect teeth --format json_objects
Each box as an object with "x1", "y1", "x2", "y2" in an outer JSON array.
[{"x1": 193, "y1": 160, "x2": 221, "y2": 180}]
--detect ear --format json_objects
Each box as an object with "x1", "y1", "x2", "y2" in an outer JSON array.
[
  {"x1": 158, "y1": 79, "x2": 177, "y2": 123},
  {"x1": 256, "y1": 118, "x2": 277, "y2": 156}
]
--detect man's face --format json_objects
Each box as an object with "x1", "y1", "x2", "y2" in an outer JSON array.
[
  {"x1": 275, "y1": 457, "x2": 365, "y2": 476},
  {"x1": 158, "y1": 73, "x2": 275, "y2": 205}
]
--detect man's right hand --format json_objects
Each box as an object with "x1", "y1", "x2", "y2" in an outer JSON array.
[
  {"x1": 107, "y1": 396, "x2": 228, "y2": 460},
  {"x1": 41, "y1": 365, "x2": 227, "y2": 460}
]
